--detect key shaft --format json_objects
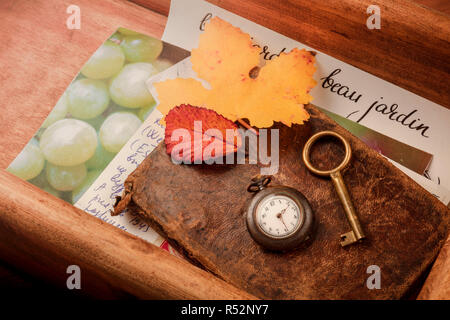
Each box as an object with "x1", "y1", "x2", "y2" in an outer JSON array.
[
  {"x1": 302, "y1": 130, "x2": 366, "y2": 247},
  {"x1": 330, "y1": 170, "x2": 365, "y2": 246}
]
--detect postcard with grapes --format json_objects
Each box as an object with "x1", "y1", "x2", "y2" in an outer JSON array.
[{"x1": 6, "y1": 28, "x2": 189, "y2": 248}]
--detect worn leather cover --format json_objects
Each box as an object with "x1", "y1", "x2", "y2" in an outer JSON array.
[{"x1": 115, "y1": 105, "x2": 449, "y2": 299}]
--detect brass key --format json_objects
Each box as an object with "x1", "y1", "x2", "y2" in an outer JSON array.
[{"x1": 302, "y1": 130, "x2": 365, "y2": 247}]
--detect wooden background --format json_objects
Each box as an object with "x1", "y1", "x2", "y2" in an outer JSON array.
[
  {"x1": 0, "y1": 0, "x2": 448, "y2": 299},
  {"x1": 133, "y1": 0, "x2": 450, "y2": 109}
]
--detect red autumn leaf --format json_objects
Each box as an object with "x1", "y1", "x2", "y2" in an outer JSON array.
[{"x1": 165, "y1": 104, "x2": 242, "y2": 163}]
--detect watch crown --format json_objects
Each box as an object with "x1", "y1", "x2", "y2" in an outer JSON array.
[{"x1": 247, "y1": 175, "x2": 272, "y2": 193}]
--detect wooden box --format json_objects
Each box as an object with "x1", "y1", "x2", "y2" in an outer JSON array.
[{"x1": 0, "y1": 0, "x2": 448, "y2": 299}]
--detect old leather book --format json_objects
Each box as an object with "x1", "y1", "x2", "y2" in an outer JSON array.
[{"x1": 114, "y1": 105, "x2": 450, "y2": 299}]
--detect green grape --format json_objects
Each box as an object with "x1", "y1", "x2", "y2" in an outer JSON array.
[
  {"x1": 138, "y1": 103, "x2": 156, "y2": 121},
  {"x1": 99, "y1": 112, "x2": 142, "y2": 153},
  {"x1": 43, "y1": 185, "x2": 63, "y2": 198},
  {"x1": 109, "y1": 32, "x2": 123, "y2": 44},
  {"x1": 152, "y1": 59, "x2": 173, "y2": 72},
  {"x1": 84, "y1": 115, "x2": 106, "y2": 131},
  {"x1": 81, "y1": 40, "x2": 125, "y2": 79},
  {"x1": 85, "y1": 136, "x2": 116, "y2": 170},
  {"x1": 59, "y1": 192, "x2": 73, "y2": 203},
  {"x1": 29, "y1": 170, "x2": 62, "y2": 198},
  {"x1": 7, "y1": 138, "x2": 45, "y2": 180},
  {"x1": 29, "y1": 136, "x2": 40, "y2": 147},
  {"x1": 120, "y1": 35, "x2": 163, "y2": 62},
  {"x1": 45, "y1": 162, "x2": 87, "y2": 191},
  {"x1": 28, "y1": 170, "x2": 49, "y2": 188},
  {"x1": 117, "y1": 27, "x2": 140, "y2": 35},
  {"x1": 106, "y1": 102, "x2": 140, "y2": 116},
  {"x1": 109, "y1": 63, "x2": 158, "y2": 108},
  {"x1": 72, "y1": 169, "x2": 102, "y2": 203},
  {"x1": 42, "y1": 93, "x2": 69, "y2": 128},
  {"x1": 35, "y1": 127, "x2": 46, "y2": 140},
  {"x1": 40, "y1": 119, "x2": 98, "y2": 166},
  {"x1": 67, "y1": 79, "x2": 110, "y2": 119}
]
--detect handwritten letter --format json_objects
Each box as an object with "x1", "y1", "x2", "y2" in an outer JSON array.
[{"x1": 74, "y1": 110, "x2": 166, "y2": 245}]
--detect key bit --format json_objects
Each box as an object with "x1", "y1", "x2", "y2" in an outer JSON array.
[{"x1": 303, "y1": 130, "x2": 366, "y2": 247}]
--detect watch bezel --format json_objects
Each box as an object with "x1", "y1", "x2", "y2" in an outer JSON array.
[
  {"x1": 254, "y1": 194, "x2": 305, "y2": 239},
  {"x1": 246, "y1": 186, "x2": 315, "y2": 251}
]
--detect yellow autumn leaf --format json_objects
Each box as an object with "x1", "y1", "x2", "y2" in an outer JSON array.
[{"x1": 154, "y1": 17, "x2": 316, "y2": 128}]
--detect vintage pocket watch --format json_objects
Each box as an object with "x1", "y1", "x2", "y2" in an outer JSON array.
[{"x1": 245, "y1": 175, "x2": 315, "y2": 251}]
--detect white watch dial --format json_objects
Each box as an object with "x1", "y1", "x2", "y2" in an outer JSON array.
[{"x1": 256, "y1": 195, "x2": 302, "y2": 238}]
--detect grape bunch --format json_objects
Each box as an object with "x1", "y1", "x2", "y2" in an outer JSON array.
[{"x1": 7, "y1": 28, "x2": 175, "y2": 204}]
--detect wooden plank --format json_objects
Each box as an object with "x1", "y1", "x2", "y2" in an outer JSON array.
[
  {"x1": 0, "y1": 0, "x2": 167, "y2": 168},
  {"x1": 0, "y1": 0, "x2": 448, "y2": 299},
  {"x1": 415, "y1": 0, "x2": 450, "y2": 15},
  {"x1": 418, "y1": 235, "x2": 450, "y2": 299},
  {"x1": 135, "y1": 0, "x2": 450, "y2": 109},
  {"x1": 131, "y1": 0, "x2": 170, "y2": 16},
  {"x1": 117, "y1": 106, "x2": 449, "y2": 299},
  {"x1": 0, "y1": 0, "x2": 255, "y2": 299},
  {"x1": 130, "y1": 1, "x2": 450, "y2": 298},
  {"x1": 0, "y1": 261, "x2": 32, "y2": 289},
  {"x1": 130, "y1": 0, "x2": 450, "y2": 301},
  {"x1": 0, "y1": 169, "x2": 256, "y2": 299}
]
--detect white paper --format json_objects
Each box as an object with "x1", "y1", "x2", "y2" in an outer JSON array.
[
  {"x1": 74, "y1": 110, "x2": 166, "y2": 245},
  {"x1": 148, "y1": 54, "x2": 450, "y2": 205},
  {"x1": 74, "y1": 0, "x2": 450, "y2": 243},
  {"x1": 162, "y1": 0, "x2": 450, "y2": 198}
]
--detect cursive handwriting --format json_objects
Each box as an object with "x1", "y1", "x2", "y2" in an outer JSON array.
[
  {"x1": 320, "y1": 68, "x2": 362, "y2": 103},
  {"x1": 87, "y1": 194, "x2": 109, "y2": 209},
  {"x1": 127, "y1": 141, "x2": 151, "y2": 168},
  {"x1": 110, "y1": 165, "x2": 127, "y2": 200},
  {"x1": 141, "y1": 118, "x2": 164, "y2": 145},
  {"x1": 252, "y1": 42, "x2": 287, "y2": 61},
  {"x1": 83, "y1": 194, "x2": 127, "y2": 229},
  {"x1": 200, "y1": 13, "x2": 212, "y2": 31},
  {"x1": 128, "y1": 211, "x2": 150, "y2": 233},
  {"x1": 356, "y1": 97, "x2": 430, "y2": 138}
]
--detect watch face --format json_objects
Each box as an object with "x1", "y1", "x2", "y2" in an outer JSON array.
[{"x1": 255, "y1": 195, "x2": 303, "y2": 239}]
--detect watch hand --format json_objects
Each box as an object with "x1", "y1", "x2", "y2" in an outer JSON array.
[
  {"x1": 279, "y1": 203, "x2": 290, "y2": 215},
  {"x1": 275, "y1": 203, "x2": 290, "y2": 219},
  {"x1": 276, "y1": 211, "x2": 289, "y2": 231},
  {"x1": 279, "y1": 215, "x2": 288, "y2": 231}
]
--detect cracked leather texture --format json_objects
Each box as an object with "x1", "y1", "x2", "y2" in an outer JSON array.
[{"x1": 116, "y1": 105, "x2": 449, "y2": 299}]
